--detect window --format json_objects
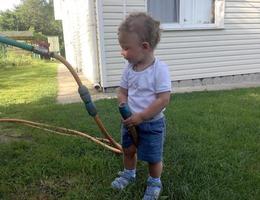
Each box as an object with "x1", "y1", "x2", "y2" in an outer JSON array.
[{"x1": 147, "y1": 0, "x2": 225, "y2": 30}]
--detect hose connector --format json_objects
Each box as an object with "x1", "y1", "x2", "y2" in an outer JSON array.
[
  {"x1": 78, "y1": 85, "x2": 97, "y2": 117},
  {"x1": 33, "y1": 46, "x2": 50, "y2": 58}
]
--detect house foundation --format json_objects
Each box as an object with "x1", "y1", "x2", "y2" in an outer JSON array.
[{"x1": 104, "y1": 73, "x2": 260, "y2": 93}]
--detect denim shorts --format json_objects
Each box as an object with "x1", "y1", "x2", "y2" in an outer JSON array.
[{"x1": 121, "y1": 117, "x2": 166, "y2": 163}]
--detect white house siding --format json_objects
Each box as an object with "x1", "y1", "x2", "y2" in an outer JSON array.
[
  {"x1": 100, "y1": 0, "x2": 260, "y2": 89},
  {"x1": 54, "y1": 0, "x2": 100, "y2": 83},
  {"x1": 56, "y1": 0, "x2": 76, "y2": 68},
  {"x1": 54, "y1": 0, "x2": 81, "y2": 71},
  {"x1": 101, "y1": 0, "x2": 147, "y2": 87},
  {"x1": 78, "y1": 0, "x2": 100, "y2": 84}
]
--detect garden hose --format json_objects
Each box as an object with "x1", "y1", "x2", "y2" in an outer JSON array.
[
  {"x1": 0, "y1": 35, "x2": 49, "y2": 57},
  {"x1": 0, "y1": 118, "x2": 121, "y2": 154},
  {"x1": 51, "y1": 53, "x2": 122, "y2": 152},
  {"x1": 0, "y1": 35, "x2": 122, "y2": 154}
]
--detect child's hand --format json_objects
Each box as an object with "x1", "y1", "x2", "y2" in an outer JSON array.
[{"x1": 123, "y1": 113, "x2": 143, "y2": 127}]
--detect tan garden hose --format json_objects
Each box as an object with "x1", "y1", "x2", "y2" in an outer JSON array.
[{"x1": 0, "y1": 118, "x2": 122, "y2": 154}]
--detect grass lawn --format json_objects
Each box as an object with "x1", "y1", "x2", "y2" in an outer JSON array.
[{"x1": 0, "y1": 62, "x2": 259, "y2": 200}]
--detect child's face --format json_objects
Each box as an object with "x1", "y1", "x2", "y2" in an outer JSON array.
[{"x1": 118, "y1": 32, "x2": 146, "y2": 65}]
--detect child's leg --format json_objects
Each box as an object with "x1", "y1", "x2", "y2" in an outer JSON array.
[
  {"x1": 123, "y1": 144, "x2": 137, "y2": 169},
  {"x1": 149, "y1": 161, "x2": 162, "y2": 178},
  {"x1": 111, "y1": 144, "x2": 137, "y2": 190},
  {"x1": 143, "y1": 161, "x2": 163, "y2": 200},
  {"x1": 138, "y1": 118, "x2": 165, "y2": 199}
]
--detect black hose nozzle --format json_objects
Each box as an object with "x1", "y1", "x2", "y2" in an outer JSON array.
[
  {"x1": 119, "y1": 103, "x2": 132, "y2": 120},
  {"x1": 119, "y1": 103, "x2": 138, "y2": 146}
]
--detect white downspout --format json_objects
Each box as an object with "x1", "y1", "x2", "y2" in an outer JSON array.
[{"x1": 95, "y1": 0, "x2": 107, "y2": 91}]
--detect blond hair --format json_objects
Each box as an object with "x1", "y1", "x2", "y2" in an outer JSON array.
[{"x1": 118, "y1": 12, "x2": 161, "y2": 49}]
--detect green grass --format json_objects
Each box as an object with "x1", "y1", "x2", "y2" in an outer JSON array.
[{"x1": 0, "y1": 62, "x2": 259, "y2": 200}]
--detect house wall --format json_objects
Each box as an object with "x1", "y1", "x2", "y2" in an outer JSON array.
[
  {"x1": 54, "y1": 0, "x2": 100, "y2": 83},
  {"x1": 78, "y1": 0, "x2": 100, "y2": 84},
  {"x1": 100, "y1": 0, "x2": 147, "y2": 87},
  {"x1": 55, "y1": 0, "x2": 78, "y2": 69},
  {"x1": 100, "y1": 0, "x2": 260, "y2": 90}
]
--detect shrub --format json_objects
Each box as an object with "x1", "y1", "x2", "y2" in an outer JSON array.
[{"x1": 0, "y1": 51, "x2": 41, "y2": 68}]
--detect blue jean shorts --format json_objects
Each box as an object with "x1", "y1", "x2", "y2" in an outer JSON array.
[{"x1": 121, "y1": 117, "x2": 166, "y2": 163}]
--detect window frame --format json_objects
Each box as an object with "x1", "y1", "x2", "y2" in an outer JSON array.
[{"x1": 146, "y1": 0, "x2": 225, "y2": 31}]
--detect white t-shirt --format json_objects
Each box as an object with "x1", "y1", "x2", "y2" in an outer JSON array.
[{"x1": 120, "y1": 58, "x2": 171, "y2": 120}]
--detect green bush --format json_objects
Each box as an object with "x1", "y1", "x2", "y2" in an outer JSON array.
[{"x1": 0, "y1": 51, "x2": 41, "y2": 68}]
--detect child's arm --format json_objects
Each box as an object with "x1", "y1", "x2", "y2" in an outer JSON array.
[
  {"x1": 124, "y1": 91, "x2": 171, "y2": 126},
  {"x1": 117, "y1": 87, "x2": 128, "y2": 104}
]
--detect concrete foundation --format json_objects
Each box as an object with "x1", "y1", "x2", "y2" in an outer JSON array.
[
  {"x1": 173, "y1": 73, "x2": 260, "y2": 93},
  {"x1": 104, "y1": 73, "x2": 260, "y2": 93}
]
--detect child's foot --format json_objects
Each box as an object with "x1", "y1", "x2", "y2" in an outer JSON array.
[
  {"x1": 142, "y1": 177, "x2": 162, "y2": 200},
  {"x1": 111, "y1": 171, "x2": 135, "y2": 190}
]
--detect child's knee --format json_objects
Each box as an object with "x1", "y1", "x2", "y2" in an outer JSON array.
[{"x1": 123, "y1": 145, "x2": 136, "y2": 157}]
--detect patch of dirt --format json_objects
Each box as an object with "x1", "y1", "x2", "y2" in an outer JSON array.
[{"x1": 0, "y1": 130, "x2": 33, "y2": 143}]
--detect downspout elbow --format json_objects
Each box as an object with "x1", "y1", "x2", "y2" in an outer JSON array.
[{"x1": 93, "y1": 82, "x2": 101, "y2": 91}]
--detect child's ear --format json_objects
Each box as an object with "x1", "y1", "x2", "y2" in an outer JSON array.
[{"x1": 142, "y1": 42, "x2": 150, "y2": 49}]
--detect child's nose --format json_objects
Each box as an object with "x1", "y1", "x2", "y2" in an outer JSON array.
[{"x1": 121, "y1": 49, "x2": 126, "y2": 56}]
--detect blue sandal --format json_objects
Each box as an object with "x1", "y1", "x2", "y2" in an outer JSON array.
[
  {"x1": 143, "y1": 178, "x2": 162, "y2": 200},
  {"x1": 111, "y1": 171, "x2": 136, "y2": 190}
]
